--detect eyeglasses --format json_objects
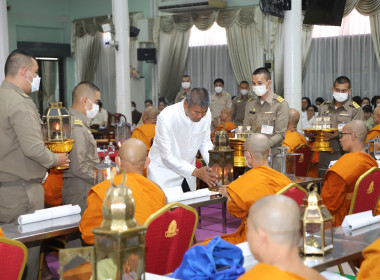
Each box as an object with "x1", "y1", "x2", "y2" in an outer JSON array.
[{"x1": 339, "y1": 132, "x2": 358, "y2": 139}]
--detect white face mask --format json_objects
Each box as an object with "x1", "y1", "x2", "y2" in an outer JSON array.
[
  {"x1": 27, "y1": 70, "x2": 41, "y2": 92},
  {"x1": 86, "y1": 98, "x2": 99, "y2": 119},
  {"x1": 377, "y1": 103, "x2": 380, "y2": 108},
  {"x1": 333, "y1": 92, "x2": 348, "y2": 103},
  {"x1": 131, "y1": 107, "x2": 136, "y2": 112},
  {"x1": 240, "y1": 89, "x2": 248, "y2": 95},
  {"x1": 252, "y1": 84, "x2": 268, "y2": 97},
  {"x1": 215, "y1": 86, "x2": 223, "y2": 93},
  {"x1": 182, "y1": 82, "x2": 191, "y2": 89}
]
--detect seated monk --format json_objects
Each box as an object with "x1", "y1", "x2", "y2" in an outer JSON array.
[
  {"x1": 217, "y1": 133, "x2": 292, "y2": 244},
  {"x1": 131, "y1": 106, "x2": 160, "y2": 152},
  {"x1": 366, "y1": 106, "x2": 380, "y2": 145},
  {"x1": 356, "y1": 237, "x2": 380, "y2": 280},
  {"x1": 321, "y1": 120, "x2": 378, "y2": 227},
  {"x1": 212, "y1": 107, "x2": 237, "y2": 140},
  {"x1": 79, "y1": 138, "x2": 166, "y2": 245},
  {"x1": 42, "y1": 169, "x2": 64, "y2": 207},
  {"x1": 282, "y1": 108, "x2": 308, "y2": 152},
  {"x1": 238, "y1": 195, "x2": 323, "y2": 280}
]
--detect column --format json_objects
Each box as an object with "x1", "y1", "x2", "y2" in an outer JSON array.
[
  {"x1": 112, "y1": 0, "x2": 132, "y2": 123},
  {"x1": 0, "y1": 0, "x2": 9, "y2": 80}
]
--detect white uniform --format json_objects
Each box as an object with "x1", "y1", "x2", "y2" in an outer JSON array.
[{"x1": 148, "y1": 100, "x2": 213, "y2": 191}]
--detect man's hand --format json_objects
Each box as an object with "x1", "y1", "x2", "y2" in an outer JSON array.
[
  {"x1": 56, "y1": 153, "x2": 70, "y2": 167},
  {"x1": 192, "y1": 166, "x2": 218, "y2": 188},
  {"x1": 323, "y1": 130, "x2": 339, "y2": 140}
]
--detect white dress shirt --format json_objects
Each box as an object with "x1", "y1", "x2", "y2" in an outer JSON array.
[{"x1": 148, "y1": 100, "x2": 213, "y2": 191}]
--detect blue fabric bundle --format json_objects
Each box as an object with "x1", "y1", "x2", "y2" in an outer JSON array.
[{"x1": 171, "y1": 236, "x2": 245, "y2": 280}]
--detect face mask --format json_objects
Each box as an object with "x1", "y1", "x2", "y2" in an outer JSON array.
[
  {"x1": 252, "y1": 84, "x2": 267, "y2": 97},
  {"x1": 377, "y1": 103, "x2": 380, "y2": 108},
  {"x1": 333, "y1": 92, "x2": 348, "y2": 103},
  {"x1": 131, "y1": 107, "x2": 136, "y2": 112},
  {"x1": 86, "y1": 98, "x2": 99, "y2": 119},
  {"x1": 27, "y1": 70, "x2": 41, "y2": 92},
  {"x1": 240, "y1": 89, "x2": 248, "y2": 95},
  {"x1": 182, "y1": 82, "x2": 191, "y2": 89},
  {"x1": 215, "y1": 86, "x2": 223, "y2": 93}
]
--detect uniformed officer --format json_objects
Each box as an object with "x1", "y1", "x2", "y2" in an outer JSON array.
[
  {"x1": 210, "y1": 78, "x2": 232, "y2": 129},
  {"x1": 232, "y1": 81, "x2": 251, "y2": 126},
  {"x1": 0, "y1": 49, "x2": 69, "y2": 280},
  {"x1": 243, "y1": 68, "x2": 289, "y2": 149},
  {"x1": 317, "y1": 76, "x2": 364, "y2": 177},
  {"x1": 63, "y1": 82, "x2": 101, "y2": 213},
  {"x1": 174, "y1": 75, "x2": 192, "y2": 103}
]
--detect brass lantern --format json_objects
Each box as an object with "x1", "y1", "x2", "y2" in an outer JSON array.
[
  {"x1": 300, "y1": 184, "x2": 333, "y2": 255},
  {"x1": 209, "y1": 127, "x2": 234, "y2": 188},
  {"x1": 43, "y1": 102, "x2": 74, "y2": 169},
  {"x1": 92, "y1": 172, "x2": 146, "y2": 280},
  {"x1": 94, "y1": 153, "x2": 117, "y2": 185}
]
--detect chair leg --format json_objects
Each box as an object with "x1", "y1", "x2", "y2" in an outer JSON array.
[
  {"x1": 37, "y1": 245, "x2": 45, "y2": 280},
  {"x1": 337, "y1": 264, "x2": 345, "y2": 276},
  {"x1": 197, "y1": 207, "x2": 202, "y2": 229},
  {"x1": 348, "y1": 261, "x2": 358, "y2": 275},
  {"x1": 222, "y1": 201, "x2": 227, "y2": 233}
]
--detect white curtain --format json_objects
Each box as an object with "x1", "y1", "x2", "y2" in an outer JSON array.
[{"x1": 184, "y1": 44, "x2": 238, "y2": 97}]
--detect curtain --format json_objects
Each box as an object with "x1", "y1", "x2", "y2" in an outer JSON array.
[{"x1": 184, "y1": 45, "x2": 238, "y2": 97}]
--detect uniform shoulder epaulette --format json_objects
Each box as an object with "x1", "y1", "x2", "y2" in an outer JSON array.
[
  {"x1": 21, "y1": 92, "x2": 29, "y2": 98},
  {"x1": 276, "y1": 96, "x2": 285, "y2": 103},
  {"x1": 352, "y1": 101, "x2": 360, "y2": 109},
  {"x1": 247, "y1": 97, "x2": 254, "y2": 103},
  {"x1": 74, "y1": 119, "x2": 83, "y2": 126},
  {"x1": 320, "y1": 100, "x2": 329, "y2": 106},
  {"x1": 224, "y1": 92, "x2": 230, "y2": 96}
]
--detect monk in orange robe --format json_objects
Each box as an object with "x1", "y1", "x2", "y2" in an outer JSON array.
[
  {"x1": 42, "y1": 169, "x2": 64, "y2": 207},
  {"x1": 79, "y1": 138, "x2": 166, "y2": 245},
  {"x1": 211, "y1": 107, "x2": 237, "y2": 140},
  {"x1": 217, "y1": 133, "x2": 292, "y2": 245},
  {"x1": 356, "y1": 237, "x2": 380, "y2": 280},
  {"x1": 282, "y1": 109, "x2": 308, "y2": 152},
  {"x1": 131, "y1": 106, "x2": 160, "y2": 152},
  {"x1": 321, "y1": 120, "x2": 378, "y2": 227},
  {"x1": 0, "y1": 227, "x2": 4, "y2": 236},
  {"x1": 238, "y1": 195, "x2": 323, "y2": 280},
  {"x1": 365, "y1": 106, "x2": 380, "y2": 144}
]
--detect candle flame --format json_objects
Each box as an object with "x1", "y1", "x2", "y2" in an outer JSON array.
[{"x1": 56, "y1": 123, "x2": 60, "y2": 131}]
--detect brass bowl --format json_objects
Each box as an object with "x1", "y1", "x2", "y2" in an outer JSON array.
[
  {"x1": 229, "y1": 138, "x2": 246, "y2": 167},
  {"x1": 303, "y1": 129, "x2": 338, "y2": 152},
  {"x1": 45, "y1": 139, "x2": 75, "y2": 153}
]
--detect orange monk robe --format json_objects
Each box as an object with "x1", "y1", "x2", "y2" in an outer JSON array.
[
  {"x1": 42, "y1": 169, "x2": 64, "y2": 206},
  {"x1": 238, "y1": 263, "x2": 306, "y2": 280},
  {"x1": 221, "y1": 166, "x2": 292, "y2": 244},
  {"x1": 282, "y1": 130, "x2": 308, "y2": 152},
  {"x1": 79, "y1": 172, "x2": 166, "y2": 245},
  {"x1": 212, "y1": 121, "x2": 237, "y2": 140},
  {"x1": 321, "y1": 153, "x2": 377, "y2": 227},
  {"x1": 0, "y1": 227, "x2": 4, "y2": 236},
  {"x1": 357, "y1": 238, "x2": 380, "y2": 280},
  {"x1": 131, "y1": 123, "x2": 156, "y2": 151},
  {"x1": 366, "y1": 123, "x2": 380, "y2": 143}
]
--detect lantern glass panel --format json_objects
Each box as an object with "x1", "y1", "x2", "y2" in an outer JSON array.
[
  {"x1": 61, "y1": 107, "x2": 68, "y2": 115},
  {"x1": 62, "y1": 117, "x2": 71, "y2": 139},
  {"x1": 305, "y1": 222, "x2": 323, "y2": 254},
  {"x1": 210, "y1": 162, "x2": 222, "y2": 185},
  {"x1": 323, "y1": 219, "x2": 333, "y2": 249},
  {"x1": 49, "y1": 109, "x2": 59, "y2": 116},
  {"x1": 224, "y1": 162, "x2": 234, "y2": 184}
]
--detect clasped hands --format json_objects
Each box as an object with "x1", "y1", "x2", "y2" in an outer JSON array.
[{"x1": 192, "y1": 166, "x2": 219, "y2": 188}]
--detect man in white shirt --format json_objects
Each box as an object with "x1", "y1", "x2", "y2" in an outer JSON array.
[
  {"x1": 148, "y1": 88, "x2": 218, "y2": 191},
  {"x1": 91, "y1": 101, "x2": 108, "y2": 131}
]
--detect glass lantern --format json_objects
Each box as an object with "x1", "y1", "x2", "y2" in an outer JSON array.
[
  {"x1": 92, "y1": 172, "x2": 146, "y2": 280},
  {"x1": 94, "y1": 153, "x2": 117, "y2": 185},
  {"x1": 300, "y1": 184, "x2": 333, "y2": 255}
]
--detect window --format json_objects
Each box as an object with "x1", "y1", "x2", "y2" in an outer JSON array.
[{"x1": 189, "y1": 22, "x2": 227, "y2": 47}]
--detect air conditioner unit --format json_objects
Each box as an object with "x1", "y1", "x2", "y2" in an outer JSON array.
[{"x1": 158, "y1": 0, "x2": 226, "y2": 13}]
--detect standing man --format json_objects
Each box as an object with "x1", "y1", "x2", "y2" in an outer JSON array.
[
  {"x1": 0, "y1": 49, "x2": 69, "y2": 279},
  {"x1": 210, "y1": 78, "x2": 232, "y2": 130},
  {"x1": 148, "y1": 88, "x2": 218, "y2": 192},
  {"x1": 243, "y1": 67, "x2": 289, "y2": 149},
  {"x1": 318, "y1": 76, "x2": 363, "y2": 177},
  {"x1": 131, "y1": 101, "x2": 142, "y2": 126},
  {"x1": 232, "y1": 81, "x2": 251, "y2": 126},
  {"x1": 63, "y1": 82, "x2": 101, "y2": 213},
  {"x1": 174, "y1": 75, "x2": 192, "y2": 103}
]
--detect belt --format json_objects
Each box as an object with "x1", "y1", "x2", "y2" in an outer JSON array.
[{"x1": 0, "y1": 179, "x2": 42, "y2": 187}]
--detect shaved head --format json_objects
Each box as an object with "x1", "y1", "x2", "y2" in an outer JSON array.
[
  {"x1": 344, "y1": 120, "x2": 368, "y2": 143},
  {"x1": 249, "y1": 195, "x2": 300, "y2": 246},
  {"x1": 288, "y1": 108, "x2": 300, "y2": 127},
  {"x1": 119, "y1": 138, "x2": 148, "y2": 171},
  {"x1": 221, "y1": 107, "x2": 233, "y2": 117},
  {"x1": 72, "y1": 82, "x2": 100, "y2": 105},
  {"x1": 142, "y1": 106, "x2": 160, "y2": 124},
  {"x1": 374, "y1": 107, "x2": 380, "y2": 125},
  {"x1": 5, "y1": 49, "x2": 36, "y2": 77},
  {"x1": 245, "y1": 133, "x2": 270, "y2": 163}
]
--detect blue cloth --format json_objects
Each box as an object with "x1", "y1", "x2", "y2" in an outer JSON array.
[{"x1": 171, "y1": 236, "x2": 245, "y2": 280}]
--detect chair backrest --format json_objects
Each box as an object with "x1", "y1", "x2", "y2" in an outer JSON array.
[
  {"x1": 0, "y1": 236, "x2": 28, "y2": 280},
  {"x1": 293, "y1": 144, "x2": 313, "y2": 177},
  {"x1": 349, "y1": 167, "x2": 380, "y2": 215},
  {"x1": 276, "y1": 183, "x2": 307, "y2": 206},
  {"x1": 144, "y1": 202, "x2": 198, "y2": 275}
]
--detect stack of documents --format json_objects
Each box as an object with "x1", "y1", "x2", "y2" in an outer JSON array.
[{"x1": 163, "y1": 187, "x2": 211, "y2": 203}]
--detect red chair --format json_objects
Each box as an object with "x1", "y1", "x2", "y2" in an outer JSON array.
[
  {"x1": 276, "y1": 183, "x2": 307, "y2": 206},
  {"x1": 144, "y1": 202, "x2": 198, "y2": 275},
  {"x1": 293, "y1": 144, "x2": 313, "y2": 177},
  {"x1": 348, "y1": 167, "x2": 380, "y2": 215},
  {"x1": 0, "y1": 236, "x2": 28, "y2": 280}
]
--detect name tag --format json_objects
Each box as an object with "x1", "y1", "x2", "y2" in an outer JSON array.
[
  {"x1": 338, "y1": 123, "x2": 345, "y2": 131},
  {"x1": 261, "y1": 124, "x2": 274, "y2": 135}
]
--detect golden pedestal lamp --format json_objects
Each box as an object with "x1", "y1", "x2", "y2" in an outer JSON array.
[
  {"x1": 43, "y1": 102, "x2": 74, "y2": 169},
  {"x1": 92, "y1": 172, "x2": 147, "y2": 280},
  {"x1": 303, "y1": 117, "x2": 338, "y2": 152},
  {"x1": 300, "y1": 184, "x2": 333, "y2": 255}
]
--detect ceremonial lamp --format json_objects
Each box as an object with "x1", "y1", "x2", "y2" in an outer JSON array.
[
  {"x1": 94, "y1": 143, "x2": 117, "y2": 185},
  {"x1": 43, "y1": 102, "x2": 74, "y2": 169},
  {"x1": 229, "y1": 126, "x2": 253, "y2": 178},
  {"x1": 303, "y1": 117, "x2": 338, "y2": 152},
  {"x1": 300, "y1": 184, "x2": 333, "y2": 255},
  {"x1": 209, "y1": 124, "x2": 234, "y2": 189}
]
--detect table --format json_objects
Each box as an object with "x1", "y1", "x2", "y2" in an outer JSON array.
[
  {"x1": 292, "y1": 176, "x2": 323, "y2": 187},
  {"x1": 98, "y1": 150, "x2": 118, "y2": 162}
]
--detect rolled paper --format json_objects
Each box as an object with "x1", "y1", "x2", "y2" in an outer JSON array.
[
  {"x1": 164, "y1": 187, "x2": 211, "y2": 203},
  {"x1": 18, "y1": 204, "x2": 81, "y2": 225}
]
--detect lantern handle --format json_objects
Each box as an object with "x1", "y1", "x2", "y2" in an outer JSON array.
[
  {"x1": 306, "y1": 183, "x2": 318, "y2": 193},
  {"x1": 110, "y1": 168, "x2": 127, "y2": 187}
]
